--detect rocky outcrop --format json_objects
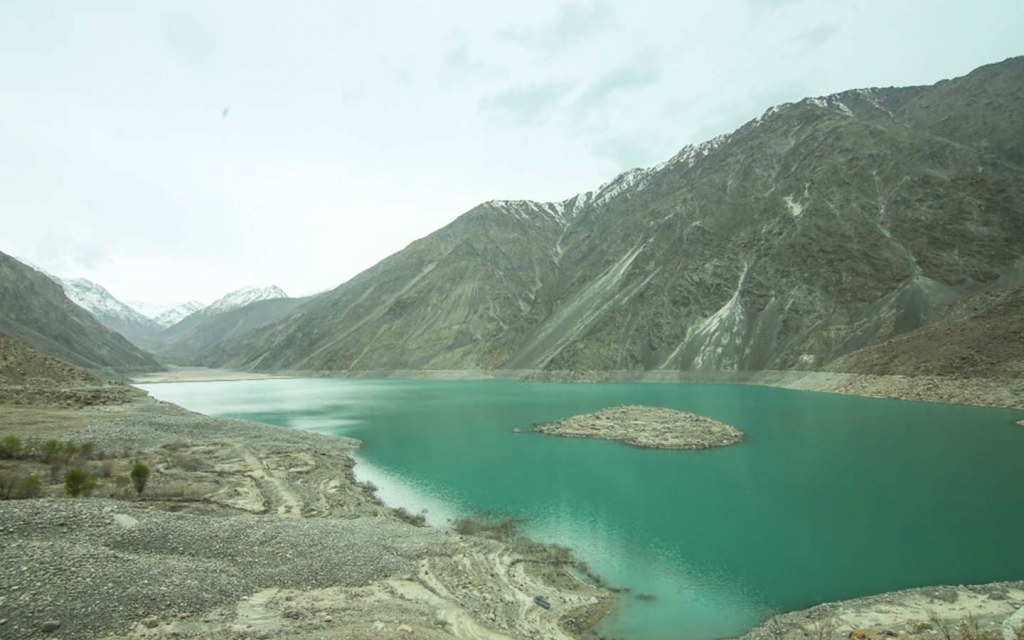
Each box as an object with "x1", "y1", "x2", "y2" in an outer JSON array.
[{"x1": 533, "y1": 405, "x2": 743, "y2": 450}]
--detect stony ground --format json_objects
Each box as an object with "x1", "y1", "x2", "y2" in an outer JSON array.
[
  {"x1": 533, "y1": 405, "x2": 743, "y2": 450},
  {"x1": 739, "y1": 582, "x2": 1024, "y2": 640},
  {"x1": 757, "y1": 371, "x2": 1024, "y2": 410},
  {"x1": 0, "y1": 397, "x2": 611, "y2": 640}
]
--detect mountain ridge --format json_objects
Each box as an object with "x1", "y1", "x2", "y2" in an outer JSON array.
[{"x1": 200, "y1": 57, "x2": 1024, "y2": 376}]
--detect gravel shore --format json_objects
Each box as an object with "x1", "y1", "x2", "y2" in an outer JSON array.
[
  {"x1": 739, "y1": 582, "x2": 1024, "y2": 640},
  {"x1": 0, "y1": 396, "x2": 611, "y2": 640}
]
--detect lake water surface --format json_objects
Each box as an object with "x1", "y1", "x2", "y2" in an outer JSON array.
[{"x1": 139, "y1": 378, "x2": 1024, "y2": 640}]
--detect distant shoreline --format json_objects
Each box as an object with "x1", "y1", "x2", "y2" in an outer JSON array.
[
  {"x1": 138, "y1": 367, "x2": 1024, "y2": 411},
  {"x1": 131, "y1": 366, "x2": 295, "y2": 384}
]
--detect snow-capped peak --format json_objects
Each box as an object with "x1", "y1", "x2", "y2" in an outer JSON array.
[
  {"x1": 126, "y1": 300, "x2": 206, "y2": 327},
  {"x1": 59, "y1": 278, "x2": 159, "y2": 328},
  {"x1": 204, "y1": 285, "x2": 288, "y2": 315},
  {"x1": 152, "y1": 301, "x2": 205, "y2": 327},
  {"x1": 485, "y1": 199, "x2": 574, "y2": 226},
  {"x1": 554, "y1": 134, "x2": 730, "y2": 214},
  {"x1": 482, "y1": 133, "x2": 731, "y2": 226}
]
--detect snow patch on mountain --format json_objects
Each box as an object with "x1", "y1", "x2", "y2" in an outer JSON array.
[
  {"x1": 204, "y1": 285, "x2": 287, "y2": 315},
  {"x1": 485, "y1": 132, "x2": 731, "y2": 228},
  {"x1": 153, "y1": 301, "x2": 205, "y2": 327}
]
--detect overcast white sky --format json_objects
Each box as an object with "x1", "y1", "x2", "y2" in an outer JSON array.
[{"x1": 2, "y1": 1, "x2": 1021, "y2": 308}]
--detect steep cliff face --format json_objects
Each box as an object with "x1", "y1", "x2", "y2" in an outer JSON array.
[
  {"x1": 0, "y1": 252, "x2": 162, "y2": 376},
  {"x1": 213, "y1": 57, "x2": 1024, "y2": 374}
]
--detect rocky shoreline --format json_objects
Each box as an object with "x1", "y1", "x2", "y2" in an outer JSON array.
[
  {"x1": 0, "y1": 395, "x2": 612, "y2": 640},
  {"x1": 533, "y1": 405, "x2": 744, "y2": 450},
  {"x1": 113, "y1": 367, "x2": 1024, "y2": 640},
  {"x1": 739, "y1": 581, "x2": 1024, "y2": 640}
]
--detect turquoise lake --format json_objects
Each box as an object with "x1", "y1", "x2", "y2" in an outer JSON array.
[{"x1": 138, "y1": 378, "x2": 1024, "y2": 640}]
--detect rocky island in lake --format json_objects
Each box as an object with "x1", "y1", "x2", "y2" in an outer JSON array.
[{"x1": 534, "y1": 405, "x2": 744, "y2": 450}]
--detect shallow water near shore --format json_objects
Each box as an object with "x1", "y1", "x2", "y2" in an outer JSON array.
[{"x1": 139, "y1": 378, "x2": 1024, "y2": 640}]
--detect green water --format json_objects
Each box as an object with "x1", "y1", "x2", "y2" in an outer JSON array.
[{"x1": 139, "y1": 378, "x2": 1024, "y2": 640}]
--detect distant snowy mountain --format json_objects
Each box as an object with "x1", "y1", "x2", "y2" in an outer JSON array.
[
  {"x1": 152, "y1": 301, "x2": 205, "y2": 328},
  {"x1": 204, "y1": 285, "x2": 287, "y2": 315},
  {"x1": 58, "y1": 278, "x2": 162, "y2": 347},
  {"x1": 127, "y1": 300, "x2": 206, "y2": 328},
  {"x1": 155, "y1": 285, "x2": 300, "y2": 363}
]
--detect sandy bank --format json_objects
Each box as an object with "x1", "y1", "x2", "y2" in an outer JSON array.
[{"x1": 534, "y1": 405, "x2": 743, "y2": 450}]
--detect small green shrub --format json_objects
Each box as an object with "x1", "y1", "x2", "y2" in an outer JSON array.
[
  {"x1": 16, "y1": 474, "x2": 42, "y2": 499},
  {"x1": 64, "y1": 468, "x2": 97, "y2": 497},
  {"x1": 40, "y1": 439, "x2": 60, "y2": 464},
  {"x1": 130, "y1": 463, "x2": 150, "y2": 495},
  {"x1": 60, "y1": 442, "x2": 81, "y2": 466},
  {"x1": 0, "y1": 435, "x2": 22, "y2": 459}
]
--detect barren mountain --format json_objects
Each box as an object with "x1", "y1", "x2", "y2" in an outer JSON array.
[{"x1": 211, "y1": 57, "x2": 1024, "y2": 376}]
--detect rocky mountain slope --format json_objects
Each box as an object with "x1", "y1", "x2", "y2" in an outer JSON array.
[
  {"x1": 0, "y1": 331, "x2": 101, "y2": 387},
  {"x1": 829, "y1": 282, "x2": 1024, "y2": 378},
  {"x1": 0, "y1": 252, "x2": 161, "y2": 376},
  {"x1": 212, "y1": 57, "x2": 1024, "y2": 375},
  {"x1": 0, "y1": 331, "x2": 138, "y2": 405},
  {"x1": 59, "y1": 277, "x2": 163, "y2": 347}
]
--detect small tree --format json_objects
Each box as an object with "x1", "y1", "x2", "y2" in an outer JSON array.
[
  {"x1": 130, "y1": 463, "x2": 150, "y2": 496},
  {"x1": 64, "y1": 468, "x2": 97, "y2": 497}
]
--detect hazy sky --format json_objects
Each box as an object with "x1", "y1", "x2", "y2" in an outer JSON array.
[{"x1": 2, "y1": 1, "x2": 1021, "y2": 308}]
